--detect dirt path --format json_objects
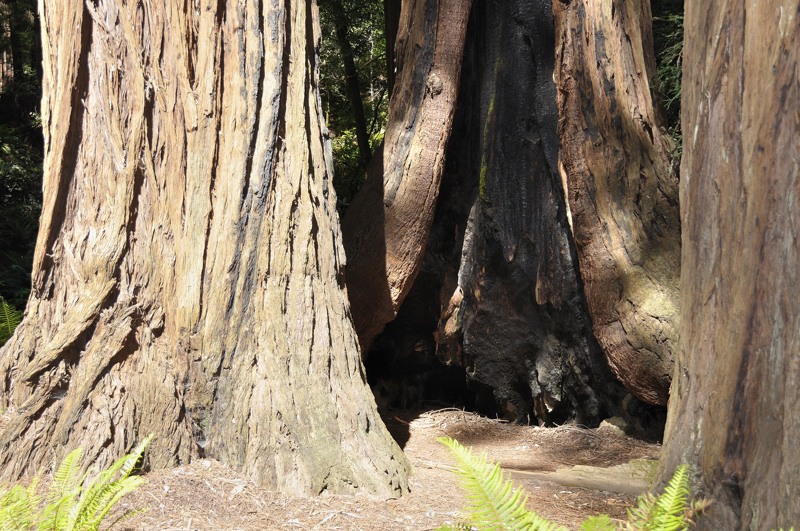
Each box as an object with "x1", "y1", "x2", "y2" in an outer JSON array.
[{"x1": 114, "y1": 409, "x2": 661, "y2": 530}]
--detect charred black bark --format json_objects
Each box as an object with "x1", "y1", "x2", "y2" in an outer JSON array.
[{"x1": 367, "y1": 0, "x2": 654, "y2": 428}]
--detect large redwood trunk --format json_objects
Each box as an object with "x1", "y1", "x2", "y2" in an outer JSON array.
[
  {"x1": 341, "y1": 0, "x2": 473, "y2": 352},
  {"x1": 361, "y1": 0, "x2": 653, "y2": 428},
  {"x1": 0, "y1": 0, "x2": 409, "y2": 496},
  {"x1": 553, "y1": 0, "x2": 681, "y2": 406},
  {"x1": 659, "y1": 0, "x2": 800, "y2": 527}
]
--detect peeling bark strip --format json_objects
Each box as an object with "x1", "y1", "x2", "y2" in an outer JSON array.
[
  {"x1": 553, "y1": 0, "x2": 681, "y2": 405},
  {"x1": 0, "y1": 0, "x2": 409, "y2": 496},
  {"x1": 660, "y1": 0, "x2": 800, "y2": 528},
  {"x1": 342, "y1": 0, "x2": 473, "y2": 352}
]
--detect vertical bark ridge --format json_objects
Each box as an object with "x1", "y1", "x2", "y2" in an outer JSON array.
[
  {"x1": 342, "y1": 0, "x2": 473, "y2": 352},
  {"x1": 554, "y1": 0, "x2": 681, "y2": 405},
  {"x1": 660, "y1": 0, "x2": 800, "y2": 527},
  {"x1": 31, "y1": 0, "x2": 88, "y2": 291}
]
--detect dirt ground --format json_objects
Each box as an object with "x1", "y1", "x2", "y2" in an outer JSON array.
[{"x1": 109, "y1": 409, "x2": 661, "y2": 530}]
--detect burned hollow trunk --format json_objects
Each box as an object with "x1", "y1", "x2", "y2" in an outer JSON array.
[
  {"x1": 0, "y1": 0, "x2": 409, "y2": 496},
  {"x1": 370, "y1": 0, "x2": 641, "y2": 426}
]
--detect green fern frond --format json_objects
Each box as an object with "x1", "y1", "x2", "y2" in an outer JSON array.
[
  {"x1": 437, "y1": 437, "x2": 568, "y2": 531},
  {"x1": 436, "y1": 523, "x2": 475, "y2": 530},
  {"x1": 0, "y1": 297, "x2": 23, "y2": 347},
  {"x1": 652, "y1": 466, "x2": 690, "y2": 530},
  {"x1": 39, "y1": 447, "x2": 88, "y2": 531},
  {"x1": 70, "y1": 435, "x2": 151, "y2": 531},
  {"x1": 581, "y1": 514, "x2": 618, "y2": 531},
  {"x1": 0, "y1": 436, "x2": 150, "y2": 531},
  {"x1": 0, "y1": 477, "x2": 41, "y2": 531},
  {"x1": 626, "y1": 465, "x2": 691, "y2": 531}
]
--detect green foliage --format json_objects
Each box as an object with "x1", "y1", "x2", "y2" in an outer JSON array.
[
  {"x1": 0, "y1": 124, "x2": 42, "y2": 308},
  {"x1": 651, "y1": 0, "x2": 684, "y2": 166},
  {"x1": 625, "y1": 465, "x2": 691, "y2": 530},
  {"x1": 436, "y1": 436, "x2": 569, "y2": 530},
  {"x1": 0, "y1": 0, "x2": 44, "y2": 309},
  {"x1": 0, "y1": 296, "x2": 22, "y2": 347},
  {"x1": 0, "y1": 436, "x2": 151, "y2": 531},
  {"x1": 437, "y1": 437, "x2": 703, "y2": 531},
  {"x1": 318, "y1": 0, "x2": 387, "y2": 212},
  {"x1": 0, "y1": 477, "x2": 40, "y2": 530},
  {"x1": 0, "y1": 125, "x2": 42, "y2": 211}
]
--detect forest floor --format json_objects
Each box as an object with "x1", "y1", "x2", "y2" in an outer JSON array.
[{"x1": 112, "y1": 409, "x2": 661, "y2": 530}]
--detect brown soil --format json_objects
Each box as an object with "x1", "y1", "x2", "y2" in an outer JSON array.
[{"x1": 109, "y1": 409, "x2": 660, "y2": 530}]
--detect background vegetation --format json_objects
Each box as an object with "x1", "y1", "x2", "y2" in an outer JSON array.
[
  {"x1": 651, "y1": 0, "x2": 684, "y2": 163},
  {"x1": 1, "y1": 0, "x2": 43, "y2": 315},
  {"x1": 317, "y1": 0, "x2": 388, "y2": 213}
]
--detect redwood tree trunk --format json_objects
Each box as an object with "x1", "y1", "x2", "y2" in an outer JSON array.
[
  {"x1": 427, "y1": 0, "x2": 631, "y2": 425},
  {"x1": 0, "y1": 0, "x2": 409, "y2": 496},
  {"x1": 342, "y1": 0, "x2": 473, "y2": 351},
  {"x1": 553, "y1": 0, "x2": 681, "y2": 406},
  {"x1": 659, "y1": 0, "x2": 800, "y2": 527}
]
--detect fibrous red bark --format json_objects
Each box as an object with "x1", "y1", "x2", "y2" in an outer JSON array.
[
  {"x1": 553, "y1": 0, "x2": 681, "y2": 406},
  {"x1": 660, "y1": 0, "x2": 800, "y2": 527},
  {"x1": 342, "y1": 0, "x2": 473, "y2": 353},
  {"x1": 0, "y1": 0, "x2": 408, "y2": 496}
]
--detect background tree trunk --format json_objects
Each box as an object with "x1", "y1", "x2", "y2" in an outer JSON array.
[
  {"x1": 0, "y1": 0, "x2": 409, "y2": 496},
  {"x1": 659, "y1": 0, "x2": 800, "y2": 527},
  {"x1": 383, "y1": 0, "x2": 401, "y2": 97},
  {"x1": 326, "y1": 0, "x2": 372, "y2": 164},
  {"x1": 342, "y1": 0, "x2": 472, "y2": 352},
  {"x1": 553, "y1": 0, "x2": 681, "y2": 406},
  {"x1": 428, "y1": 0, "x2": 633, "y2": 425},
  {"x1": 363, "y1": 0, "x2": 659, "y2": 428}
]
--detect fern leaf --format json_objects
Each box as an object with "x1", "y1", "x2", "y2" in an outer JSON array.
[
  {"x1": 0, "y1": 297, "x2": 22, "y2": 347},
  {"x1": 39, "y1": 447, "x2": 87, "y2": 531},
  {"x1": 651, "y1": 465, "x2": 690, "y2": 531},
  {"x1": 438, "y1": 437, "x2": 568, "y2": 531},
  {"x1": 70, "y1": 434, "x2": 151, "y2": 531},
  {"x1": 626, "y1": 492, "x2": 657, "y2": 530},
  {"x1": 626, "y1": 465, "x2": 691, "y2": 531},
  {"x1": 581, "y1": 514, "x2": 618, "y2": 531},
  {"x1": 435, "y1": 523, "x2": 475, "y2": 530},
  {"x1": 0, "y1": 477, "x2": 40, "y2": 531}
]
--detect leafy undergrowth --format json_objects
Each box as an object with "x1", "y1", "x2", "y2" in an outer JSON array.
[
  {"x1": 0, "y1": 296, "x2": 22, "y2": 347},
  {"x1": 0, "y1": 436, "x2": 151, "y2": 531},
  {"x1": 436, "y1": 436, "x2": 706, "y2": 531}
]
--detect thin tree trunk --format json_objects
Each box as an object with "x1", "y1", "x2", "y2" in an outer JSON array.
[
  {"x1": 328, "y1": 0, "x2": 371, "y2": 164},
  {"x1": 342, "y1": 0, "x2": 473, "y2": 352},
  {"x1": 7, "y1": 0, "x2": 25, "y2": 83},
  {"x1": 383, "y1": 0, "x2": 400, "y2": 97},
  {"x1": 553, "y1": 0, "x2": 681, "y2": 405},
  {"x1": 0, "y1": 0, "x2": 409, "y2": 496},
  {"x1": 659, "y1": 0, "x2": 800, "y2": 527},
  {"x1": 30, "y1": 0, "x2": 42, "y2": 87}
]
